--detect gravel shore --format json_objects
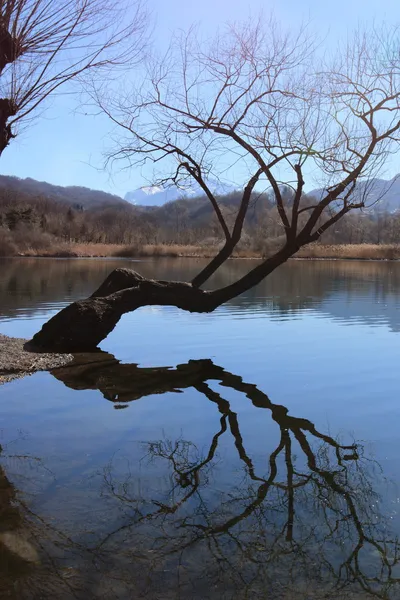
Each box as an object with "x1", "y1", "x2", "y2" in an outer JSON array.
[{"x1": 0, "y1": 334, "x2": 73, "y2": 384}]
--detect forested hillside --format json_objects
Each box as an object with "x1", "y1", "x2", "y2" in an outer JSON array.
[
  {"x1": 0, "y1": 176, "x2": 129, "y2": 209},
  {"x1": 1, "y1": 177, "x2": 400, "y2": 256}
]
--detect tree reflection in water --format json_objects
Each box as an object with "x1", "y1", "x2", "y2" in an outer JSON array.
[{"x1": 1, "y1": 355, "x2": 400, "y2": 599}]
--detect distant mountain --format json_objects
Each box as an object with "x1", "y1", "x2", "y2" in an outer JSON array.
[
  {"x1": 0, "y1": 176, "x2": 129, "y2": 210},
  {"x1": 309, "y1": 174, "x2": 400, "y2": 213},
  {"x1": 125, "y1": 180, "x2": 237, "y2": 206},
  {"x1": 125, "y1": 185, "x2": 181, "y2": 206}
]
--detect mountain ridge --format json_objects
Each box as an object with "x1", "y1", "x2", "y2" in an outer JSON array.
[
  {"x1": 0, "y1": 175, "x2": 129, "y2": 210},
  {"x1": 309, "y1": 174, "x2": 400, "y2": 212},
  {"x1": 1, "y1": 172, "x2": 399, "y2": 213},
  {"x1": 125, "y1": 180, "x2": 238, "y2": 206}
]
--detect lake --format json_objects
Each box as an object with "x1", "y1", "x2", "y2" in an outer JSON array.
[{"x1": 1, "y1": 257, "x2": 400, "y2": 599}]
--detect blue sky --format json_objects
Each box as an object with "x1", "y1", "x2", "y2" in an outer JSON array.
[{"x1": 2, "y1": 0, "x2": 400, "y2": 198}]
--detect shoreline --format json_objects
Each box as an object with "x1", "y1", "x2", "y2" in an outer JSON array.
[
  {"x1": 4, "y1": 255, "x2": 400, "y2": 263},
  {"x1": 2, "y1": 242, "x2": 400, "y2": 262},
  {"x1": 0, "y1": 335, "x2": 73, "y2": 385}
]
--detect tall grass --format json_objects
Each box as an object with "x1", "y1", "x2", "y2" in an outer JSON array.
[
  {"x1": 116, "y1": 244, "x2": 207, "y2": 258},
  {"x1": 4, "y1": 241, "x2": 400, "y2": 261},
  {"x1": 295, "y1": 244, "x2": 400, "y2": 260}
]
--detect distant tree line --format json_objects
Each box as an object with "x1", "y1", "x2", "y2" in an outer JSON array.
[{"x1": 0, "y1": 185, "x2": 399, "y2": 256}]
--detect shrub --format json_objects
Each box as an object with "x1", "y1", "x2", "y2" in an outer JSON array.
[
  {"x1": 114, "y1": 244, "x2": 142, "y2": 257},
  {"x1": 0, "y1": 229, "x2": 17, "y2": 256},
  {"x1": 12, "y1": 226, "x2": 55, "y2": 252}
]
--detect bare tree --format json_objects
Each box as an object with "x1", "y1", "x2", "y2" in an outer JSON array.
[
  {"x1": 0, "y1": 0, "x2": 148, "y2": 154},
  {"x1": 30, "y1": 19, "x2": 400, "y2": 351}
]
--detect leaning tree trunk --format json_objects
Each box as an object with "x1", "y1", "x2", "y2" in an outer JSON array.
[
  {"x1": 29, "y1": 269, "x2": 220, "y2": 351},
  {"x1": 29, "y1": 244, "x2": 297, "y2": 352}
]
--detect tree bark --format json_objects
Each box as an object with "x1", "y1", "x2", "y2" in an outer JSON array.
[
  {"x1": 29, "y1": 271, "x2": 217, "y2": 351},
  {"x1": 0, "y1": 98, "x2": 16, "y2": 155},
  {"x1": 29, "y1": 244, "x2": 297, "y2": 352}
]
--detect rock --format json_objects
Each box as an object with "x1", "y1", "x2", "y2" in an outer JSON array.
[{"x1": 0, "y1": 531, "x2": 40, "y2": 564}]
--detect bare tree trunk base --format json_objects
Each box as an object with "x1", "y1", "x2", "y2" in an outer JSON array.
[
  {"x1": 29, "y1": 268, "x2": 217, "y2": 352},
  {"x1": 30, "y1": 297, "x2": 123, "y2": 352}
]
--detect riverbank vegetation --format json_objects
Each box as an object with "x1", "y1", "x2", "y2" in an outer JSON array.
[
  {"x1": 1, "y1": 181, "x2": 400, "y2": 260},
  {"x1": 4, "y1": 241, "x2": 400, "y2": 261}
]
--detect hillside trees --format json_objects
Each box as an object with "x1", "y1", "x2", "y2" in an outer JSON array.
[
  {"x1": 0, "y1": 0, "x2": 147, "y2": 154},
  {"x1": 31, "y1": 19, "x2": 400, "y2": 351}
]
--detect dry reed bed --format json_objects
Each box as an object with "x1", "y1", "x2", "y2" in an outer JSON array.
[
  {"x1": 12, "y1": 242, "x2": 400, "y2": 261},
  {"x1": 16, "y1": 243, "x2": 260, "y2": 259},
  {"x1": 295, "y1": 244, "x2": 400, "y2": 260}
]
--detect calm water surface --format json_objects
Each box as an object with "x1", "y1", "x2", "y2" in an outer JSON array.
[{"x1": 1, "y1": 257, "x2": 400, "y2": 599}]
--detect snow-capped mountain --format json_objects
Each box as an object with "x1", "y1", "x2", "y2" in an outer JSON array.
[{"x1": 125, "y1": 180, "x2": 237, "y2": 206}]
